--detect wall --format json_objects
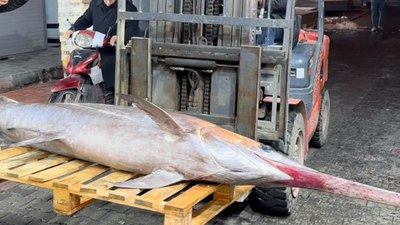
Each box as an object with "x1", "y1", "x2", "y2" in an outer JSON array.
[
  {"x1": 45, "y1": 0, "x2": 59, "y2": 41},
  {"x1": 58, "y1": 0, "x2": 90, "y2": 66},
  {"x1": 0, "y1": 0, "x2": 47, "y2": 57}
]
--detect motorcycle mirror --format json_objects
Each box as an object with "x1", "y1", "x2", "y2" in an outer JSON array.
[
  {"x1": 106, "y1": 26, "x2": 112, "y2": 37},
  {"x1": 106, "y1": 22, "x2": 118, "y2": 37},
  {"x1": 67, "y1": 19, "x2": 77, "y2": 31}
]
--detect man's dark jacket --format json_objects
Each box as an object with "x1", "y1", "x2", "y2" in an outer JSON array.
[{"x1": 71, "y1": 0, "x2": 139, "y2": 90}]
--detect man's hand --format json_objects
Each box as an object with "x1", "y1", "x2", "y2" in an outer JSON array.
[
  {"x1": 63, "y1": 30, "x2": 74, "y2": 40},
  {"x1": 110, "y1": 35, "x2": 117, "y2": 46},
  {"x1": 0, "y1": 0, "x2": 9, "y2": 6}
]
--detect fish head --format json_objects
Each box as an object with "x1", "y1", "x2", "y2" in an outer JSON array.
[{"x1": 195, "y1": 125, "x2": 293, "y2": 185}]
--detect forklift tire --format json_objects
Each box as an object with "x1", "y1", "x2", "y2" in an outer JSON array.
[
  {"x1": 310, "y1": 89, "x2": 330, "y2": 148},
  {"x1": 249, "y1": 112, "x2": 305, "y2": 216},
  {"x1": 0, "y1": 0, "x2": 29, "y2": 13}
]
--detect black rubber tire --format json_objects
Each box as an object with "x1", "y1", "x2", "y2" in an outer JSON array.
[
  {"x1": 249, "y1": 111, "x2": 305, "y2": 216},
  {"x1": 0, "y1": 0, "x2": 29, "y2": 13},
  {"x1": 310, "y1": 89, "x2": 330, "y2": 148},
  {"x1": 48, "y1": 90, "x2": 81, "y2": 103}
]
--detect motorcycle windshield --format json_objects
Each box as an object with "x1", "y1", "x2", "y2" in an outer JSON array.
[{"x1": 70, "y1": 49, "x2": 97, "y2": 68}]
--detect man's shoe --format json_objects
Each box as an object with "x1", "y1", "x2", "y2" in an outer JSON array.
[
  {"x1": 378, "y1": 26, "x2": 383, "y2": 31},
  {"x1": 104, "y1": 91, "x2": 115, "y2": 104},
  {"x1": 371, "y1": 27, "x2": 377, "y2": 32},
  {"x1": 104, "y1": 91, "x2": 114, "y2": 97}
]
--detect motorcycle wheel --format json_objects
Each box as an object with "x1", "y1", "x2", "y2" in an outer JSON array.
[
  {"x1": 0, "y1": 0, "x2": 29, "y2": 13},
  {"x1": 48, "y1": 90, "x2": 81, "y2": 103}
]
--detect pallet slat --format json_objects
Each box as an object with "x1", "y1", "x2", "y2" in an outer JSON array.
[
  {"x1": 3, "y1": 155, "x2": 70, "y2": 178},
  {"x1": 191, "y1": 200, "x2": 227, "y2": 225},
  {"x1": 165, "y1": 183, "x2": 219, "y2": 214},
  {"x1": 108, "y1": 188, "x2": 143, "y2": 202},
  {"x1": 29, "y1": 160, "x2": 91, "y2": 182},
  {"x1": 135, "y1": 182, "x2": 191, "y2": 210},
  {"x1": 0, "y1": 147, "x2": 32, "y2": 161},
  {"x1": 53, "y1": 165, "x2": 109, "y2": 190},
  {"x1": 0, "y1": 150, "x2": 49, "y2": 171},
  {"x1": 80, "y1": 171, "x2": 136, "y2": 195}
]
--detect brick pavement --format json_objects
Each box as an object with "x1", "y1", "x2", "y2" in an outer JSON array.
[
  {"x1": 0, "y1": 16, "x2": 399, "y2": 225},
  {"x1": 0, "y1": 80, "x2": 57, "y2": 103}
]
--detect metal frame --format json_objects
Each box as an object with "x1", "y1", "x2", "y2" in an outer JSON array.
[{"x1": 116, "y1": 0, "x2": 297, "y2": 148}]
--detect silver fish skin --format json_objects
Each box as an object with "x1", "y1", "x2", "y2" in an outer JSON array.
[
  {"x1": 0, "y1": 96, "x2": 399, "y2": 207},
  {"x1": 0, "y1": 97, "x2": 290, "y2": 187}
]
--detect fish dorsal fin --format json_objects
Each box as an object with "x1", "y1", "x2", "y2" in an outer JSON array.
[{"x1": 118, "y1": 94, "x2": 186, "y2": 136}]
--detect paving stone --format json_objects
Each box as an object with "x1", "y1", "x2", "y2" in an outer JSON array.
[
  {"x1": 8, "y1": 186, "x2": 37, "y2": 198},
  {"x1": 0, "y1": 213, "x2": 35, "y2": 225},
  {"x1": 75, "y1": 208, "x2": 109, "y2": 221},
  {"x1": 0, "y1": 181, "x2": 19, "y2": 192},
  {"x1": 46, "y1": 215, "x2": 70, "y2": 225}
]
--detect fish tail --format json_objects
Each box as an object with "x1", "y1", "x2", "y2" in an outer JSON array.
[{"x1": 273, "y1": 163, "x2": 400, "y2": 207}]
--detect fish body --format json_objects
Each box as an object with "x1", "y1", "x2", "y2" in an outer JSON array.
[
  {"x1": 0, "y1": 98, "x2": 290, "y2": 187},
  {"x1": 0, "y1": 96, "x2": 399, "y2": 207}
]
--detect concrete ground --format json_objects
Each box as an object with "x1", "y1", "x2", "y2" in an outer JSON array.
[
  {"x1": 0, "y1": 44, "x2": 62, "y2": 94},
  {"x1": 0, "y1": 6, "x2": 399, "y2": 225}
]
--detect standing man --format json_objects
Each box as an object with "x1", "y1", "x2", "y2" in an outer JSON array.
[
  {"x1": 370, "y1": 0, "x2": 385, "y2": 32},
  {"x1": 63, "y1": 0, "x2": 140, "y2": 96}
]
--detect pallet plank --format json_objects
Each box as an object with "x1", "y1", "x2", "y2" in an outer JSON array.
[
  {"x1": 29, "y1": 160, "x2": 91, "y2": 183},
  {"x1": 0, "y1": 150, "x2": 50, "y2": 172},
  {"x1": 3, "y1": 155, "x2": 70, "y2": 178},
  {"x1": 108, "y1": 188, "x2": 142, "y2": 202},
  {"x1": 53, "y1": 165, "x2": 109, "y2": 191},
  {"x1": 191, "y1": 185, "x2": 254, "y2": 225},
  {"x1": 165, "y1": 183, "x2": 220, "y2": 215},
  {"x1": 80, "y1": 170, "x2": 136, "y2": 195},
  {"x1": 191, "y1": 200, "x2": 227, "y2": 225},
  {"x1": 54, "y1": 188, "x2": 95, "y2": 216},
  {"x1": 0, "y1": 147, "x2": 32, "y2": 161},
  {"x1": 135, "y1": 182, "x2": 191, "y2": 210}
]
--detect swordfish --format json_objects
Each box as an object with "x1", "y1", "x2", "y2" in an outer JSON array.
[{"x1": 0, "y1": 96, "x2": 399, "y2": 207}]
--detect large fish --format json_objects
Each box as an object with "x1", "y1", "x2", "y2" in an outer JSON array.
[{"x1": 0, "y1": 96, "x2": 399, "y2": 207}]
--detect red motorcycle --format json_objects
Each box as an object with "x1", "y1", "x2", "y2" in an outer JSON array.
[{"x1": 49, "y1": 29, "x2": 112, "y2": 104}]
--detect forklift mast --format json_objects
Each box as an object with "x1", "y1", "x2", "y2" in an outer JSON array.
[{"x1": 116, "y1": 0, "x2": 298, "y2": 151}]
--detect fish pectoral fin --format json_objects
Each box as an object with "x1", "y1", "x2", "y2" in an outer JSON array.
[
  {"x1": 0, "y1": 139, "x2": 13, "y2": 148},
  {"x1": 3, "y1": 128, "x2": 64, "y2": 148},
  {"x1": 113, "y1": 170, "x2": 185, "y2": 189}
]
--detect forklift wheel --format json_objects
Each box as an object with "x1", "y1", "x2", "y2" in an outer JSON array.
[
  {"x1": 249, "y1": 112, "x2": 305, "y2": 216},
  {"x1": 310, "y1": 89, "x2": 330, "y2": 148},
  {"x1": 0, "y1": 0, "x2": 29, "y2": 13}
]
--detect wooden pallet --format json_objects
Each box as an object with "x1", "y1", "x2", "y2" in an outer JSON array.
[{"x1": 0, "y1": 147, "x2": 253, "y2": 225}]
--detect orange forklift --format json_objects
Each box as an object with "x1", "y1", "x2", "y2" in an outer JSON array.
[{"x1": 116, "y1": 0, "x2": 330, "y2": 216}]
